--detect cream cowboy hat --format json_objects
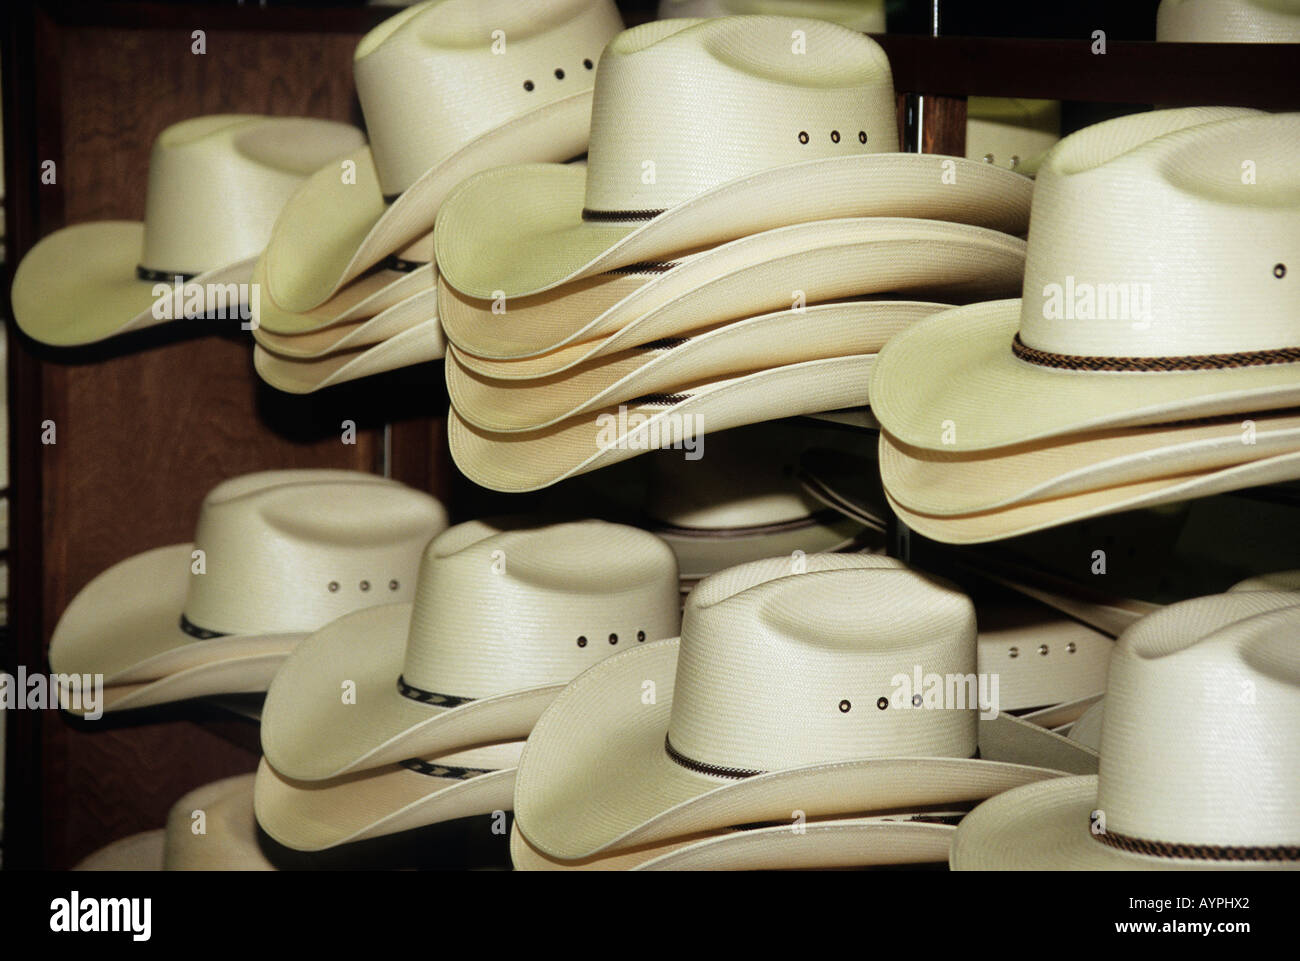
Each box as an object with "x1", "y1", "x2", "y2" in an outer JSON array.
[
  {"x1": 11, "y1": 115, "x2": 364, "y2": 347},
  {"x1": 951, "y1": 592, "x2": 1300, "y2": 870},
  {"x1": 976, "y1": 601, "x2": 1113, "y2": 712},
  {"x1": 1158, "y1": 0, "x2": 1300, "y2": 41},
  {"x1": 49, "y1": 470, "x2": 447, "y2": 714},
  {"x1": 869, "y1": 107, "x2": 1300, "y2": 454},
  {"x1": 433, "y1": 17, "x2": 1033, "y2": 304},
  {"x1": 448, "y1": 301, "x2": 950, "y2": 433},
  {"x1": 449, "y1": 353, "x2": 878, "y2": 493},
  {"x1": 253, "y1": 316, "x2": 446, "y2": 394},
  {"x1": 966, "y1": 97, "x2": 1060, "y2": 177},
  {"x1": 253, "y1": 743, "x2": 521, "y2": 852},
  {"x1": 75, "y1": 774, "x2": 273, "y2": 871},
  {"x1": 439, "y1": 217, "x2": 1026, "y2": 366},
  {"x1": 513, "y1": 553, "x2": 1098, "y2": 861},
  {"x1": 657, "y1": 0, "x2": 886, "y2": 32},
  {"x1": 259, "y1": 518, "x2": 681, "y2": 782},
  {"x1": 258, "y1": 0, "x2": 625, "y2": 319}
]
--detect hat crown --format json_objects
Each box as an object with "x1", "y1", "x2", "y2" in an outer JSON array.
[
  {"x1": 140, "y1": 115, "x2": 365, "y2": 275},
  {"x1": 353, "y1": 0, "x2": 624, "y2": 197},
  {"x1": 400, "y1": 519, "x2": 681, "y2": 698},
  {"x1": 183, "y1": 471, "x2": 447, "y2": 636},
  {"x1": 666, "y1": 555, "x2": 978, "y2": 774},
  {"x1": 1016, "y1": 108, "x2": 1300, "y2": 362},
  {"x1": 1157, "y1": 0, "x2": 1300, "y2": 42},
  {"x1": 1096, "y1": 592, "x2": 1300, "y2": 852},
  {"x1": 581, "y1": 16, "x2": 898, "y2": 218}
]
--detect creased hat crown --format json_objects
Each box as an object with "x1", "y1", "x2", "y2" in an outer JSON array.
[
  {"x1": 1095, "y1": 593, "x2": 1300, "y2": 854},
  {"x1": 140, "y1": 115, "x2": 365, "y2": 276},
  {"x1": 399, "y1": 518, "x2": 681, "y2": 698},
  {"x1": 183, "y1": 471, "x2": 447, "y2": 636},
  {"x1": 666, "y1": 554, "x2": 978, "y2": 774},
  {"x1": 581, "y1": 16, "x2": 898, "y2": 218},
  {"x1": 1016, "y1": 108, "x2": 1300, "y2": 363},
  {"x1": 354, "y1": 0, "x2": 624, "y2": 197}
]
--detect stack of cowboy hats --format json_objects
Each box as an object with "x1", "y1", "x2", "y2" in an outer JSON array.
[
  {"x1": 248, "y1": 0, "x2": 626, "y2": 393},
  {"x1": 869, "y1": 107, "x2": 1300, "y2": 544},
  {"x1": 431, "y1": 15, "x2": 1039, "y2": 492}
]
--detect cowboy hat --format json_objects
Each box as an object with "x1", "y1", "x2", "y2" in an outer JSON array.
[
  {"x1": 439, "y1": 217, "x2": 1026, "y2": 366},
  {"x1": 434, "y1": 17, "x2": 1033, "y2": 304},
  {"x1": 253, "y1": 743, "x2": 521, "y2": 852},
  {"x1": 868, "y1": 107, "x2": 1300, "y2": 453},
  {"x1": 1158, "y1": 0, "x2": 1300, "y2": 41},
  {"x1": 259, "y1": 518, "x2": 681, "y2": 782},
  {"x1": 258, "y1": 0, "x2": 624, "y2": 318},
  {"x1": 49, "y1": 470, "x2": 447, "y2": 713},
  {"x1": 253, "y1": 316, "x2": 446, "y2": 394},
  {"x1": 449, "y1": 353, "x2": 878, "y2": 492},
  {"x1": 657, "y1": 0, "x2": 886, "y2": 32},
  {"x1": 880, "y1": 409, "x2": 1300, "y2": 518},
  {"x1": 951, "y1": 592, "x2": 1300, "y2": 870},
  {"x1": 966, "y1": 97, "x2": 1060, "y2": 177},
  {"x1": 11, "y1": 114, "x2": 364, "y2": 347},
  {"x1": 448, "y1": 301, "x2": 950, "y2": 432},
  {"x1": 976, "y1": 601, "x2": 1113, "y2": 711},
  {"x1": 513, "y1": 553, "x2": 1097, "y2": 861}
]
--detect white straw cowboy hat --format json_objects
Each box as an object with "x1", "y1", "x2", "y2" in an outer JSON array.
[
  {"x1": 951, "y1": 592, "x2": 1300, "y2": 870},
  {"x1": 514, "y1": 553, "x2": 1098, "y2": 861},
  {"x1": 48, "y1": 470, "x2": 447, "y2": 713},
  {"x1": 449, "y1": 353, "x2": 878, "y2": 492},
  {"x1": 448, "y1": 301, "x2": 949, "y2": 433},
  {"x1": 433, "y1": 17, "x2": 1033, "y2": 304},
  {"x1": 869, "y1": 107, "x2": 1300, "y2": 454},
  {"x1": 258, "y1": 0, "x2": 624, "y2": 319},
  {"x1": 966, "y1": 97, "x2": 1060, "y2": 177},
  {"x1": 260, "y1": 518, "x2": 681, "y2": 782},
  {"x1": 440, "y1": 217, "x2": 1026, "y2": 367},
  {"x1": 976, "y1": 601, "x2": 1113, "y2": 712},
  {"x1": 254, "y1": 742, "x2": 522, "y2": 852},
  {"x1": 1158, "y1": 0, "x2": 1300, "y2": 41},
  {"x1": 253, "y1": 316, "x2": 446, "y2": 394},
  {"x1": 658, "y1": 0, "x2": 886, "y2": 32},
  {"x1": 75, "y1": 774, "x2": 274, "y2": 871},
  {"x1": 11, "y1": 114, "x2": 364, "y2": 347}
]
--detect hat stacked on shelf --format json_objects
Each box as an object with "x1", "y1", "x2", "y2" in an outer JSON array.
[
  {"x1": 432, "y1": 15, "x2": 1038, "y2": 492},
  {"x1": 249, "y1": 0, "x2": 625, "y2": 393},
  {"x1": 869, "y1": 107, "x2": 1300, "y2": 544}
]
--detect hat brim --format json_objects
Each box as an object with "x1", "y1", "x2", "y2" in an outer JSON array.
[
  {"x1": 254, "y1": 282, "x2": 438, "y2": 359},
  {"x1": 73, "y1": 830, "x2": 166, "y2": 871},
  {"x1": 86, "y1": 650, "x2": 297, "y2": 715},
  {"x1": 950, "y1": 776, "x2": 1291, "y2": 870},
  {"x1": 164, "y1": 773, "x2": 275, "y2": 871},
  {"x1": 448, "y1": 355, "x2": 878, "y2": 493},
  {"x1": 49, "y1": 543, "x2": 303, "y2": 691},
  {"x1": 434, "y1": 154, "x2": 1034, "y2": 301},
  {"x1": 654, "y1": 514, "x2": 872, "y2": 581},
  {"x1": 12, "y1": 221, "x2": 255, "y2": 346},
  {"x1": 259, "y1": 604, "x2": 564, "y2": 782},
  {"x1": 254, "y1": 318, "x2": 446, "y2": 394},
  {"x1": 253, "y1": 755, "x2": 518, "y2": 852},
  {"x1": 447, "y1": 301, "x2": 946, "y2": 433},
  {"x1": 440, "y1": 218, "x2": 1026, "y2": 364},
  {"x1": 886, "y1": 449, "x2": 1300, "y2": 544},
  {"x1": 263, "y1": 91, "x2": 599, "y2": 314},
  {"x1": 252, "y1": 251, "x2": 434, "y2": 338},
  {"x1": 513, "y1": 637, "x2": 1095, "y2": 861},
  {"x1": 870, "y1": 300, "x2": 1300, "y2": 452}
]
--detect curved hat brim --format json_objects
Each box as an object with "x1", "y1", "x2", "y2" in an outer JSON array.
[
  {"x1": 254, "y1": 283, "x2": 438, "y2": 359},
  {"x1": 12, "y1": 221, "x2": 255, "y2": 346},
  {"x1": 434, "y1": 154, "x2": 1034, "y2": 301},
  {"x1": 164, "y1": 773, "x2": 275, "y2": 871},
  {"x1": 870, "y1": 300, "x2": 1300, "y2": 452},
  {"x1": 448, "y1": 355, "x2": 878, "y2": 493},
  {"x1": 886, "y1": 449, "x2": 1300, "y2": 544},
  {"x1": 253, "y1": 756, "x2": 517, "y2": 853},
  {"x1": 439, "y1": 218, "x2": 1026, "y2": 365},
  {"x1": 262, "y1": 91, "x2": 599, "y2": 313},
  {"x1": 259, "y1": 603, "x2": 563, "y2": 782},
  {"x1": 90, "y1": 650, "x2": 298, "y2": 715},
  {"x1": 73, "y1": 830, "x2": 166, "y2": 871},
  {"x1": 254, "y1": 319, "x2": 445, "y2": 394},
  {"x1": 654, "y1": 515, "x2": 872, "y2": 581},
  {"x1": 513, "y1": 638, "x2": 1093, "y2": 861},
  {"x1": 447, "y1": 301, "x2": 946, "y2": 433}
]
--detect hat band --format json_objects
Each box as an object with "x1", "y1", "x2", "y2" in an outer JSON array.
[
  {"x1": 582, "y1": 208, "x2": 666, "y2": 224},
  {"x1": 606, "y1": 260, "x2": 678, "y2": 277},
  {"x1": 1093, "y1": 826, "x2": 1300, "y2": 863},
  {"x1": 396, "y1": 674, "x2": 475, "y2": 709},
  {"x1": 379, "y1": 255, "x2": 426, "y2": 274},
  {"x1": 664, "y1": 735, "x2": 764, "y2": 780},
  {"x1": 137, "y1": 266, "x2": 199, "y2": 283},
  {"x1": 398, "y1": 758, "x2": 498, "y2": 781},
  {"x1": 1012, "y1": 334, "x2": 1300, "y2": 373},
  {"x1": 179, "y1": 614, "x2": 228, "y2": 641}
]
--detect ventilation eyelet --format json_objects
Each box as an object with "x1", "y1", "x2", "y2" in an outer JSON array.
[
  {"x1": 523, "y1": 80, "x2": 535, "y2": 92},
  {"x1": 1066, "y1": 642, "x2": 1077, "y2": 654},
  {"x1": 1008, "y1": 646, "x2": 1020, "y2": 659},
  {"x1": 798, "y1": 131, "x2": 809, "y2": 145},
  {"x1": 876, "y1": 696, "x2": 889, "y2": 710},
  {"x1": 858, "y1": 130, "x2": 867, "y2": 144},
  {"x1": 1275, "y1": 263, "x2": 1287, "y2": 279},
  {"x1": 388, "y1": 580, "x2": 399, "y2": 591},
  {"x1": 838, "y1": 699, "x2": 851, "y2": 713},
  {"x1": 327, "y1": 581, "x2": 339, "y2": 593},
  {"x1": 554, "y1": 68, "x2": 565, "y2": 80},
  {"x1": 1038, "y1": 644, "x2": 1049, "y2": 656},
  {"x1": 583, "y1": 58, "x2": 594, "y2": 70},
  {"x1": 911, "y1": 693, "x2": 923, "y2": 707},
  {"x1": 636, "y1": 630, "x2": 646, "y2": 642},
  {"x1": 360, "y1": 580, "x2": 370, "y2": 592},
  {"x1": 830, "y1": 130, "x2": 840, "y2": 143},
  {"x1": 577, "y1": 636, "x2": 587, "y2": 648},
  {"x1": 608, "y1": 633, "x2": 618, "y2": 645}
]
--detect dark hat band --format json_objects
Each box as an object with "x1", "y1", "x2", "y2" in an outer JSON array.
[
  {"x1": 1092, "y1": 825, "x2": 1300, "y2": 863},
  {"x1": 396, "y1": 674, "x2": 476, "y2": 709},
  {"x1": 1012, "y1": 333, "x2": 1300, "y2": 373}
]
